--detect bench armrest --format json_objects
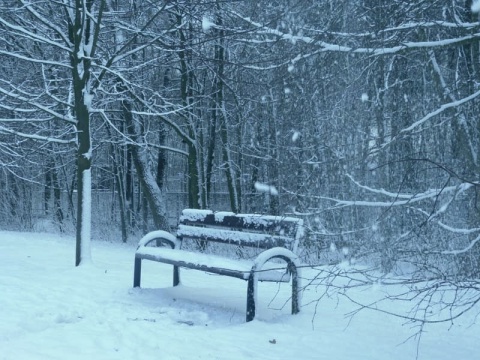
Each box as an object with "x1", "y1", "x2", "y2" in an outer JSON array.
[
  {"x1": 137, "y1": 230, "x2": 180, "y2": 250},
  {"x1": 253, "y1": 247, "x2": 302, "y2": 274},
  {"x1": 248, "y1": 247, "x2": 302, "y2": 320}
]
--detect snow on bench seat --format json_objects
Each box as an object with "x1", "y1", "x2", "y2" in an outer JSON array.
[{"x1": 136, "y1": 246, "x2": 291, "y2": 282}]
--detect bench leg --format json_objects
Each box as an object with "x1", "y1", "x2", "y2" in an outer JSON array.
[
  {"x1": 289, "y1": 263, "x2": 300, "y2": 314},
  {"x1": 246, "y1": 272, "x2": 256, "y2": 322},
  {"x1": 173, "y1": 265, "x2": 180, "y2": 286},
  {"x1": 133, "y1": 257, "x2": 142, "y2": 287}
]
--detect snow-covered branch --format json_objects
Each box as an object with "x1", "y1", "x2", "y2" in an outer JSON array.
[
  {"x1": 442, "y1": 234, "x2": 480, "y2": 255},
  {"x1": 399, "y1": 89, "x2": 480, "y2": 134},
  {"x1": 0, "y1": 125, "x2": 75, "y2": 144},
  {"x1": 98, "y1": 110, "x2": 189, "y2": 157},
  {"x1": 230, "y1": 11, "x2": 480, "y2": 56},
  {"x1": 346, "y1": 174, "x2": 414, "y2": 200},
  {"x1": 0, "y1": 83, "x2": 76, "y2": 125},
  {"x1": 320, "y1": 180, "x2": 473, "y2": 209},
  {"x1": 0, "y1": 15, "x2": 72, "y2": 52},
  {"x1": 0, "y1": 50, "x2": 71, "y2": 69},
  {"x1": 19, "y1": 0, "x2": 72, "y2": 48}
]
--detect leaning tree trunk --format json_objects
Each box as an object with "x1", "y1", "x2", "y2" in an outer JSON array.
[{"x1": 123, "y1": 100, "x2": 170, "y2": 231}]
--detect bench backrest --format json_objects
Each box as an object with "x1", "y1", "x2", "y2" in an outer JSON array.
[{"x1": 177, "y1": 209, "x2": 304, "y2": 252}]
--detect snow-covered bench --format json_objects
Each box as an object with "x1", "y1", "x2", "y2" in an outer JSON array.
[{"x1": 133, "y1": 209, "x2": 304, "y2": 322}]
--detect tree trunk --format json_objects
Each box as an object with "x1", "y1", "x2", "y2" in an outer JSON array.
[
  {"x1": 69, "y1": 0, "x2": 105, "y2": 266},
  {"x1": 45, "y1": 163, "x2": 52, "y2": 216},
  {"x1": 177, "y1": 12, "x2": 202, "y2": 209},
  {"x1": 216, "y1": 5, "x2": 240, "y2": 213},
  {"x1": 51, "y1": 161, "x2": 64, "y2": 232}
]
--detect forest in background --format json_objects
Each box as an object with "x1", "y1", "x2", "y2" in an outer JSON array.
[{"x1": 1, "y1": 0, "x2": 480, "y2": 317}]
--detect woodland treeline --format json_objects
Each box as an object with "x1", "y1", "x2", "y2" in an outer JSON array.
[{"x1": 0, "y1": 0, "x2": 479, "y2": 291}]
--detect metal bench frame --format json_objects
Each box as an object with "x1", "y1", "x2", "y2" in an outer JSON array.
[{"x1": 133, "y1": 209, "x2": 303, "y2": 322}]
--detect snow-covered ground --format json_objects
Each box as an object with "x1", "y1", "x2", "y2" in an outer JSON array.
[{"x1": 0, "y1": 231, "x2": 477, "y2": 360}]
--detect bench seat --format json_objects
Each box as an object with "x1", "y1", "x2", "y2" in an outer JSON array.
[{"x1": 136, "y1": 246, "x2": 291, "y2": 282}]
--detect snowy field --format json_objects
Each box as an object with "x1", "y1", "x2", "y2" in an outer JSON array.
[{"x1": 0, "y1": 231, "x2": 477, "y2": 360}]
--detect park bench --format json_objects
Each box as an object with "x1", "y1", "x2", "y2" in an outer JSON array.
[{"x1": 133, "y1": 209, "x2": 304, "y2": 322}]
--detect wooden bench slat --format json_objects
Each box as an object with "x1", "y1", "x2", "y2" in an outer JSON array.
[
  {"x1": 177, "y1": 224, "x2": 290, "y2": 249},
  {"x1": 180, "y1": 210, "x2": 301, "y2": 236}
]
